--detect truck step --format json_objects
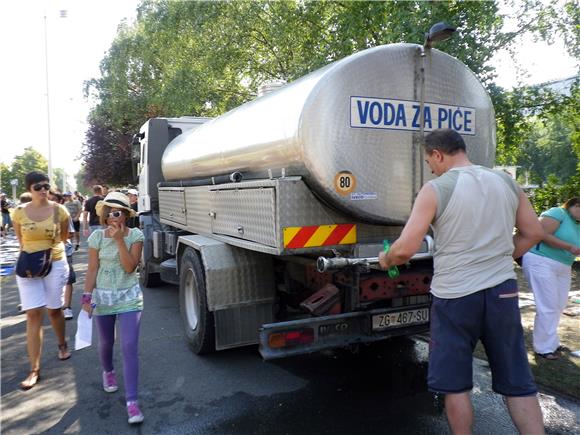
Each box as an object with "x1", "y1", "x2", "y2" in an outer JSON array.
[{"x1": 160, "y1": 259, "x2": 179, "y2": 285}]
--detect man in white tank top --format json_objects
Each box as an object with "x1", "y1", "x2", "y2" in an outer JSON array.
[{"x1": 379, "y1": 129, "x2": 545, "y2": 434}]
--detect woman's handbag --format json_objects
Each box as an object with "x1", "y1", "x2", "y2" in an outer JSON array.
[{"x1": 15, "y1": 205, "x2": 59, "y2": 278}]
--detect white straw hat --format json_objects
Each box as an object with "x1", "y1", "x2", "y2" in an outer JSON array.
[{"x1": 96, "y1": 192, "x2": 136, "y2": 217}]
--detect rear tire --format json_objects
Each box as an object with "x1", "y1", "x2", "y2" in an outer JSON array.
[{"x1": 179, "y1": 247, "x2": 215, "y2": 354}]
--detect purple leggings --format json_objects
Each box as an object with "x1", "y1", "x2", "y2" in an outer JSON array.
[{"x1": 94, "y1": 311, "x2": 142, "y2": 402}]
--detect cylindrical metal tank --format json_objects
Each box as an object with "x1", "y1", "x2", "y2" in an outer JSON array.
[{"x1": 162, "y1": 43, "x2": 495, "y2": 224}]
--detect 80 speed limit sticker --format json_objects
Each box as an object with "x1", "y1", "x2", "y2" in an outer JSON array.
[{"x1": 334, "y1": 171, "x2": 356, "y2": 195}]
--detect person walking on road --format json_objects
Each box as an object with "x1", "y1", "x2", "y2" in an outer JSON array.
[
  {"x1": 378, "y1": 129, "x2": 545, "y2": 434},
  {"x1": 1, "y1": 192, "x2": 12, "y2": 238},
  {"x1": 12, "y1": 171, "x2": 71, "y2": 390},
  {"x1": 126, "y1": 189, "x2": 139, "y2": 229},
  {"x1": 82, "y1": 192, "x2": 145, "y2": 424},
  {"x1": 50, "y1": 191, "x2": 78, "y2": 321},
  {"x1": 82, "y1": 185, "x2": 104, "y2": 237},
  {"x1": 522, "y1": 197, "x2": 580, "y2": 360},
  {"x1": 64, "y1": 192, "x2": 82, "y2": 251}
]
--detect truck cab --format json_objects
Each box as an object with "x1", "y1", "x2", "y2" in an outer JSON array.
[
  {"x1": 133, "y1": 117, "x2": 210, "y2": 287},
  {"x1": 135, "y1": 117, "x2": 210, "y2": 214}
]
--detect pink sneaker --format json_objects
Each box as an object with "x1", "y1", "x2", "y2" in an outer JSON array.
[
  {"x1": 102, "y1": 371, "x2": 118, "y2": 393},
  {"x1": 126, "y1": 401, "x2": 144, "y2": 424}
]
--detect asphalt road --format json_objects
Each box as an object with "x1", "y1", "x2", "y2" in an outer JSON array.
[{"x1": 1, "y1": 235, "x2": 579, "y2": 434}]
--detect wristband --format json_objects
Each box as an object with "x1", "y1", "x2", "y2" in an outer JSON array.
[{"x1": 81, "y1": 293, "x2": 93, "y2": 305}]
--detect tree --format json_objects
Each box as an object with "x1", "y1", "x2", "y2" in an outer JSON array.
[
  {"x1": 1, "y1": 163, "x2": 13, "y2": 196},
  {"x1": 80, "y1": 113, "x2": 133, "y2": 186},
  {"x1": 52, "y1": 168, "x2": 67, "y2": 193},
  {"x1": 518, "y1": 116, "x2": 577, "y2": 184},
  {"x1": 531, "y1": 173, "x2": 580, "y2": 213},
  {"x1": 9, "y1": 148, "x2": 48, "y2": 196},
  {"x1": 82, "y1": 0, "x2": 578, "y2": 185},
  {"x1": 74, "y1": 167, "x2": 90, "y2": 195}
]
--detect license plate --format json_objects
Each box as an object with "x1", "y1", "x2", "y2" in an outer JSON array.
[{"x1": 372, "y1": 308, "x2": 429, "y2": 331}]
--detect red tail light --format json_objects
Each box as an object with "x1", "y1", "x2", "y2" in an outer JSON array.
[{"x1": 268, "y1": 328, "x2": 315, "y2": 348}]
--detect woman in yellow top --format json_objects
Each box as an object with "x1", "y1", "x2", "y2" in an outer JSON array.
[{"x1": 12, "y1": 171, "x2": 71, "y2": 390}]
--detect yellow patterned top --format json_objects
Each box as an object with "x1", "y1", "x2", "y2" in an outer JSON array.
[{"x1": 12, "y1": 203, "x2": 69, "y2": 261}]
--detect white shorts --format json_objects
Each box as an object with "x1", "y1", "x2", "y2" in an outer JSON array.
[{"x1": 16, "y1": 258, "x2": 69, "y2": 310}]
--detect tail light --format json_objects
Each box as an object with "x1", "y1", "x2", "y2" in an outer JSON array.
[{"x1": 268, "y1": 328, "x2": 315, "y2": 349}]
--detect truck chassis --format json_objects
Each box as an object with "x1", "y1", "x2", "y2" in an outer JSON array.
[{"x1": 140, "y1": 176, "x2": 433, "y2": 359}]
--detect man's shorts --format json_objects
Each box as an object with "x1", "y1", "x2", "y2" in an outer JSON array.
[
  {"x1": 428, "y1": 279, "x2": 537, "y2": 397},
  {"x1": 66, "y1": 255, "x2": 76, "y2": 285},
  {"x1": 72, "y1": 220, "x2": 80, "y2": 232}
]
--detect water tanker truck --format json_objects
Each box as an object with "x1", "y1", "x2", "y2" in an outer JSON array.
[{"x1": 133, "y1": 35, "x2": 495, "y2": 359}]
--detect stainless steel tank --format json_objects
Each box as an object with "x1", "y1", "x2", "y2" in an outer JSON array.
[{"x1": 162, "y1": 43, "x2": 495, "y2": 224}]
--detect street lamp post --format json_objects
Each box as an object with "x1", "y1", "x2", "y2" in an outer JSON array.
[
  {"x1": 10, "y1": 179, "x2": 18, "y2": 202},
  {"x1": 43, "y1": 10, "x2": 67, "y2": 184},
  {"x1": 43, "y1": 12, "x2": 53, "y2": 183}
]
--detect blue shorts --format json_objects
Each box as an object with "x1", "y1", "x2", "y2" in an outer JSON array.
[{"x1": 428, "y1": 279, "x2": 537, "y2": 397}]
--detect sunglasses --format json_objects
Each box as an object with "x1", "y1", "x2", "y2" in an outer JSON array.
[
  {"x1": 108, "y1": 210, "x2": 124, "y2": 218},
  {"x1": 32, "y1": 183, "x2": 51, "y2": 191}
]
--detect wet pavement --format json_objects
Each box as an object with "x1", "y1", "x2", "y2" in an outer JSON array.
[{"x1": 1, "y1": 234, "x2": 579, "y2": 434}]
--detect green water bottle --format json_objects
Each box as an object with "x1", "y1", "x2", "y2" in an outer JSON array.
[{"x1": 383, "y1": 240, "x2": 400, "y2": 278}]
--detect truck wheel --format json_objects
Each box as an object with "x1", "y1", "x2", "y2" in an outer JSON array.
[
  {"x1": 139, "y1": 254, "x2": 161, "y2": 288},
  {"x1": 179, "y1": 247, "x2": 215, "y2": 354}
]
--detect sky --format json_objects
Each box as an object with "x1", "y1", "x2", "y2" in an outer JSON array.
[
  {"x1": 1, "y1": 0, "x2": 577, "y2": 191},
  {"x1": 0, "y1": 0, "x2": 140, "y2": 189}
]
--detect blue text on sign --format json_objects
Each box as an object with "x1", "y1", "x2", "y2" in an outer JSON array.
[{"x1": 350, "y1": 96, "x2": 475, "y2": 136}]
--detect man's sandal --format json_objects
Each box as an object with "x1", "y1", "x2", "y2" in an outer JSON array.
[
  {"x1": 58, "y1": 342, "x2": 71, "y2": 360},
  {"x1": 535, "y1": 351, "x2": 560, "y2": 360},
  {"x1": 20, "y1": 370, "x2": 41, "y2": 390}
]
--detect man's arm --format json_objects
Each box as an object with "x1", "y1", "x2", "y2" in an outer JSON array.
[
  {"x1": 379, "y1": 184, "x2": 437, "y2": 269},
  {"x1": 512, "y1": 189, "x2": 543, "y2": 259},
  {"x1": 82, "y1": 201, "x2": 90, "y2": 236}
]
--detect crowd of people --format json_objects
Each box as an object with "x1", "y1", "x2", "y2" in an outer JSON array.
[{"x1": 4, "y1": 143, "x2": 578, "y2": 430}]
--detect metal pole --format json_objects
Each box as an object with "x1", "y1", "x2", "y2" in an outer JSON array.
[
  {"x1": 419, "y1": 47, "x2": 426, "y2": 189},
  {"x1": 317, "y1": 236, "x2": 435, "y2": 272},
  {"x1": 44, "y1": 12, "x2": 53, "y2": 183}
]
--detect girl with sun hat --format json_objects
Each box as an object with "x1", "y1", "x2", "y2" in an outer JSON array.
[{"x1": 82, "y1": 191, "x2": 145, "y2": 424}]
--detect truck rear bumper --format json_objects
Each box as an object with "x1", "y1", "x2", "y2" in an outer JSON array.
[{"x1": 259, "y1": 304, "x2": 430, "y2": 360}]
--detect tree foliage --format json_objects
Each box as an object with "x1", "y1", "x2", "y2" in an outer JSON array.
[
  {"x1": 74, "y1": 167, "x2": 90, "y2": 195},
  {"x1": 530, "y1": 173, "x2": 580, "y2": 213},
  {"x1": 82, "y1": 0, "x2": 578, "y2": 187},
  {"x1": 3, "y1": 148, "x2": 49, "y2": 197},
  {"x1": 80, "y1": 113, "x2": 133, "y2": 187},
  {"x1": 1, "y1": 163, "x2": 12, "y2": 197}
]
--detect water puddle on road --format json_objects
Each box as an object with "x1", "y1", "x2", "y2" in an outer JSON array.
[{"x1": 199, "y1": 337, "x2": 449, "y2": 434}]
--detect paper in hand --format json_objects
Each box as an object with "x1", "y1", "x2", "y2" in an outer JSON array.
[{"x1": 75, "y1": 309, "x2": 93, "y2": 350}]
